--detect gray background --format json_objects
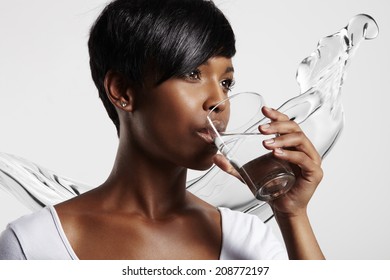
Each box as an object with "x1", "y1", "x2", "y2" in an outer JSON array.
[{"x1": 0, "y1": 0, "x2": 389, "y2": 259}]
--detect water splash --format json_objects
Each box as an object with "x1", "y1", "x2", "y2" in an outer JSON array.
[
  {"x1": 0, "y1": 15, "x2": 379, "y2": 222},
  {"x1": 281, "y1": 14, "x2": 379, "y2": 158},
  {"x1": 0, "y1": 152, "x2": 90, "y2": 211}
]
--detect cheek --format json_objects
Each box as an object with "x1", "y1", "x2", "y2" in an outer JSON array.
[
  {"x1": 157, "y1": 100, "x2": 198, "y2": 147},
  {"x1": 152, "y1": 89, "x2": 203, "y2": 133},
  {"x1": 131, "y1": 82, "x2": 215, "y2": 169},
  {"x1": 134, "y1": 93, "x2": 200, "y2": 155}
]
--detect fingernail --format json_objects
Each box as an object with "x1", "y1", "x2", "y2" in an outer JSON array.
[
  {"x1": 261, "y1": 123, "x2": 270, "y2": 130},
  {"x1": 263, "y1": 106, "x2": 272, "y2": 111},
  {"x1": 264, "y1": 138, "x2": 275, "y2": 145},
  {"x1": 274, "y1": 148, "x2": 284, "y2": 155}
]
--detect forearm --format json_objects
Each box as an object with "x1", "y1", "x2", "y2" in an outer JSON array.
[{"x1": 274, "y1": 209, "x2": 325, "y2": 260}]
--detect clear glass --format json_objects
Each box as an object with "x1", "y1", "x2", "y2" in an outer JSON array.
[{"x1": 207, "y1": 92, "x2": 295, "y2": 201}]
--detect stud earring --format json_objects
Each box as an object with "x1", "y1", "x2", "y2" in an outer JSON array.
[{"x1": 120, "y1": 101, "x2": 127, "y2": 107}]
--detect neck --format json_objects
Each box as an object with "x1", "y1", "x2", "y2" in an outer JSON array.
[{"x1": 99, "y1": 137, "x2": 189, "y2": 219}]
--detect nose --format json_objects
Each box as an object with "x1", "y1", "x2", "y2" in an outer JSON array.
[{"x1": 203, "y1": 83, "x2": 227, "y2": 113}]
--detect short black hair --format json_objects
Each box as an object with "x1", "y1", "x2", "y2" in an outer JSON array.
[{"x1": 88, "y1": 0, "x2": 236, "y2": 134}]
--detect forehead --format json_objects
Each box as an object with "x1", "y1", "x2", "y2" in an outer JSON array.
[{"x1": 200, "y1": 57, "x2": 234, "y2": 73}]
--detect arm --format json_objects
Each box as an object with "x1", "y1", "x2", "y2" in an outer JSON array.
[
  {"x1": 274, "y1": 210, "x2": 324, "y2": 259},
  {"x1": 214, "y1": 106, "x2": 325, "y2": 259}
]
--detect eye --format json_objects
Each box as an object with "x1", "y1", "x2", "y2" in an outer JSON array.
[
  {"x1": 221, "y1": 78, "x2": 235, "y2": 92},
  {"x1": 183, "y1": 69, "x2": 201, "y2": 81}
]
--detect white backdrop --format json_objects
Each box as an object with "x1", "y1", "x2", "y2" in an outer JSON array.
[{"x1": 0, "y1": 0, "x2": 389, "y2": 259}]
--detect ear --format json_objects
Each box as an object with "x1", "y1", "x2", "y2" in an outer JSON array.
[{"x1": 104, "y1": 70, "x2": 134, "y2": 112}]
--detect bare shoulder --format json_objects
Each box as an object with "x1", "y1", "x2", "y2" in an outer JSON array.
[
  {"x1": 186, "y1": 190, "x2": 216, "y2": 209},
  {"x1": 53, "y1": 187, "x2": 104, "y2": 239},
  {"x1": 54, "y1": 189, "x2": 97, "y2": 219},
  {"x1": 185, "y1": 191, "x2": 221, "y2": 225}
]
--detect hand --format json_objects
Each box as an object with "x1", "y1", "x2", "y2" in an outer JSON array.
[
  {"x1": 259, "y1": 106, "x2": 323, "y2": 217},
  {"x1": 213, "y1": 106, "x2": 323, "y2": 217}
]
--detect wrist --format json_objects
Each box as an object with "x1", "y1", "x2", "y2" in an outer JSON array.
[
  {"x1": 271, "y1": 205, "x2": 308, "y2": 221},
  {"x1": 272, "y1": 207, "x2": 311, "y2": 239},
  {"x1": 272, "y1": 207, "x2": 325, "y2": 260}
]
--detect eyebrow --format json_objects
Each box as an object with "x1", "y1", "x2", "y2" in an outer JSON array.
[{"x1": 225, "y1": 66, "x2": 234, "y2": 74}]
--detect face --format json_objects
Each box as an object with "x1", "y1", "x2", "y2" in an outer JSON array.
[{"x1": 130, "y1": 56, "x2": 235, "y2": 170}]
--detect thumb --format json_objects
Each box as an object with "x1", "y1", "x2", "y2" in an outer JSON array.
[{"x1": 212, "y1": 154, "x2": 243, "y2": 182}]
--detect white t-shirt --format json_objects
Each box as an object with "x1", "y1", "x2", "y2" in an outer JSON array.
[{"x1": 0, "y1": 205, "x2": 287, "y2": 260}]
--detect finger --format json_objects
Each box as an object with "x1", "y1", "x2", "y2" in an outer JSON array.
[
  {"x1": 263, "y1": 132, "x2": 321, "y2": 165},
  {"x1": 261, "y1": 106, "x2": 290, "y2": 122},
  {"x1": 212, "y1": 154, "x2": 243, "y2": 182},
  {"x1": 259, "y1": 119, "x2": 301, "y2": 135},
  {"x1": 272, "y1": 148, "x2": 323, "y2": 183}
]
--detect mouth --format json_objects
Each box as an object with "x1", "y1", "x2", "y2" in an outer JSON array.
[
  {"x1": 196, "y1": 117, "x2": 227, "y2": 146},
  {"x1": 196, "y1": 128, "x2": 215, "y2": 144}
]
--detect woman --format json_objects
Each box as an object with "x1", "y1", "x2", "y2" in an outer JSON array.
[{"x1": 0, "y1": 0, "x2": 324, "y2": 260}]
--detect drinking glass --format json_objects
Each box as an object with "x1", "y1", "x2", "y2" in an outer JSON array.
[{"x1": 207, "y1": 92, "x2": 295, "y2": 201}]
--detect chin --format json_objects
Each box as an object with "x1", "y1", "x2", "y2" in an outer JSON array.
[{"x1": 187, "y1": 157, "x2": 215, "y2": 171}]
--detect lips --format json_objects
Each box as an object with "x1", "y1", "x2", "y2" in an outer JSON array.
[
  {"x1": 196, "y1": 116, "x2": 227, "y2": 146},
  {"x1": 196, "y1": 128, "x2": 215, "y2": 144}
]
